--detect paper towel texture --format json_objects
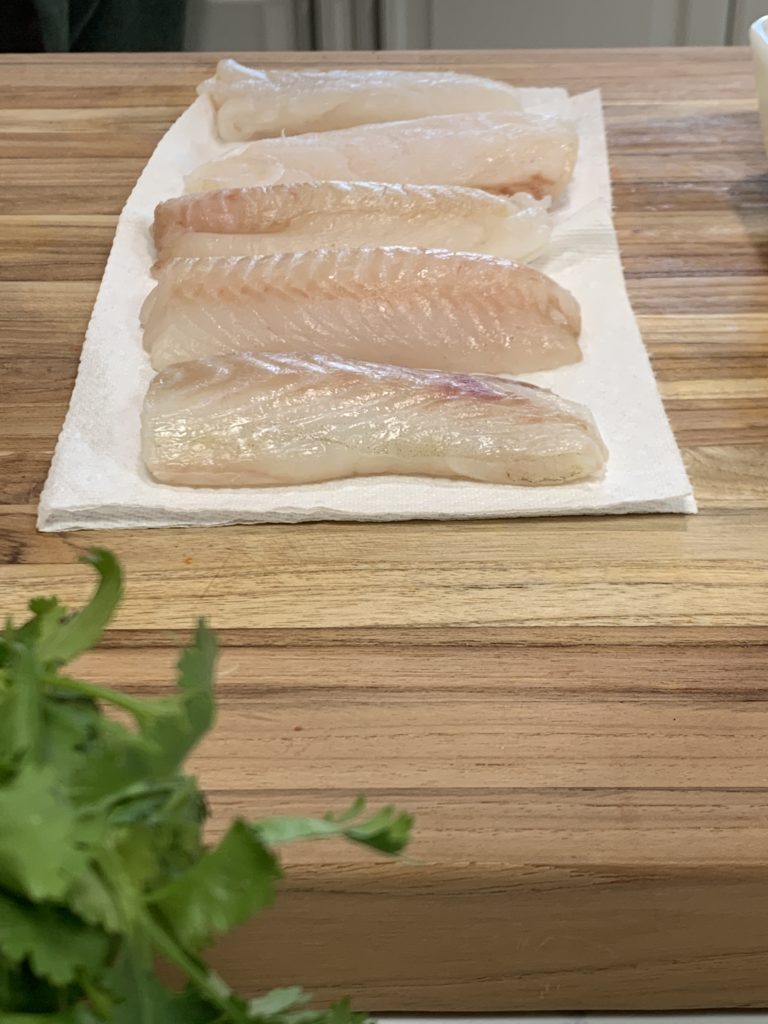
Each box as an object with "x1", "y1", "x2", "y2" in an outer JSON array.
[{"x1": 38, "y1": 88, "x2": 695, "y2": 531}]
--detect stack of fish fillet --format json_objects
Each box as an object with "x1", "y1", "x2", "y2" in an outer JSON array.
[{"x1": 141, "y1": 60, "x2": 608, "y2": 490}]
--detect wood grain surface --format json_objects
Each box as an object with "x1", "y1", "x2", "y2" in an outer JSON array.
[{"x1": 1, "y1": 48, "x2": 768, "y2": 1012}]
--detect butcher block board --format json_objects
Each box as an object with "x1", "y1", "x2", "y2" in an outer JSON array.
[{"x1": 1, "y1": 48, "x2": 768, "y2": 1012}]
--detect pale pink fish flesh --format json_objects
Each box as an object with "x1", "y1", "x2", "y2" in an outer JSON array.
[
  {"x1": 140, "y1": 247, "x2": 581, "y2": 375},
  {"x1": 142, "y1": 352, "x2": 608, "y2": 488},
  {"x1": 152, "y1": 181, "x2": 552, "y2": 272},
  {"x1": 199, "y1": 59, "x2": 521, "y2": 141},
  {"x1": 185, "y1": 111, "x2": 578, "y2": 200}
]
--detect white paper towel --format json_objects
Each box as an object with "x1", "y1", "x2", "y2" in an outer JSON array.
[{"x1": 37, "y1": 88, "x2": 695, "y2": 531}]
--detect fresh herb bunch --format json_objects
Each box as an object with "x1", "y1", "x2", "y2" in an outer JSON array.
[{"x1": 0, "y1": 550, "x2": 412, "y2": 1023}]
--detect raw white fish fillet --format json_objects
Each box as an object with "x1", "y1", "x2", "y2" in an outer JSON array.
[
  {"x1": 199, "y1": 59, "x2": 522, "y2": 141},
  {"x1": 142, "y1": 353, "x2": 608, "y2": 488},
  {"x1": 185, "y1": 111, "x2": 578, "y2": 199},
  {"x1": 141, "y1": 247, "x2": 581, "y2": 374},
  {"x1": 152, "y1": 182, "x2": 552, "y2": 270}
]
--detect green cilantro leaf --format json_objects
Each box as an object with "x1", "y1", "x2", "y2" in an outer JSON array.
[
  {"x1": 0, "y1": 952, "x2": 63, "y2": 1015},
  {"x1": 105, "y1": 955, "x2": 221, "y2": 1024},
  {"x1": 66, "y1": 868, "x2": 121, "y2": 935},
  {"x1": 68, "y1": 720, "x2": 176, "y2": 805},
  {"x1": 108, "y1": 777, "x2": 205, "y2": 892},
  {"x1": 252, "y1": 997, "x2": 369, "y2": 1024},
  {"x1": 0, "y1": 889, "x2": 111, "y2": 987},
  {"x1": 253, "y1": 798, "x2": 413, "y2": 856},
  {"x1": 150, "y1": 820, "x2": 280, "y2": 951},
  {"x1": 5, "y1": 596, "x2": 68, "y2": 662},
  {"x1": 66, "y1": 621, "x2": 216, "y2": 803},
  {"x1": 246, "y1": 987, "x2": 309, "y2": 1017},
  {"x1": 0, "y1": 1011, "x2": 95, "y2": 1024},
  {"x1": 0, "y1": 765, "x2": 102, "y2": 902},
  {"x1": 39, "y1": 692, "x2": 102, "y2": 791},
  {"x1": 139, "y1": 620, "x2": 217, "y2": 775},
  {"x1": 37, "y1": 550, "x2": 122, "y2": 667},
  {"x1": 0, "y1": 643, "x2": 43, "y2": 776}
]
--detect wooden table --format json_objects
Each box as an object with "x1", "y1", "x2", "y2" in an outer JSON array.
[{"x1": 2, "y1": 48, "x2": 768, "y2": 1012}]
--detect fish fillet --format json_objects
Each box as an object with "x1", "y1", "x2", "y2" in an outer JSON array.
[
  {"x1": 199, "y1": 59, "x2": 521, "y2": 141},
  {"x1": 185, "y1": 111, "x2": 578, "y2": 199},
  {"x1": 152, "y1": 182, "x2": 552, "y2": 271},
  {"x1": 141, "y1": 247, "x2": 581, "y2": 375},
  {"x1": 142, "y1": 353, "x2": 607, "y2": 488}
]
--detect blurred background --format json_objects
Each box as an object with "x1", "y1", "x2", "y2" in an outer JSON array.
[
  {"x1": 6, "y1": 0, "x2": 766, "y2": 52},
  {"x1": 186, "y1": 0, "x2": 763, "y2": 51}
]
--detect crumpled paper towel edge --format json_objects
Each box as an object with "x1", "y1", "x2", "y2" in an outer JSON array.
[
  {"x1": 40, "y1": 491, "x2": 697, "y2": 532},
  {"x1": 37, "y1": 88, "x2": 696, "y2": 532}
]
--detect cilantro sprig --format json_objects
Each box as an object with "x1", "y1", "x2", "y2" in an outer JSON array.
[{"x1": 0, "y1": 550, "x2": 412, "y2": 1022}]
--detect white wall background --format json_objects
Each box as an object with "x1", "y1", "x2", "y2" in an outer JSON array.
[{"x1": 732, "y1": 0, "x2": 768, "y2": 41}]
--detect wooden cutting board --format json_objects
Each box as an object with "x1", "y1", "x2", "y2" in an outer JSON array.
[{"x1": 1, "y1": 47, "x2": 767, "y2": 1012}]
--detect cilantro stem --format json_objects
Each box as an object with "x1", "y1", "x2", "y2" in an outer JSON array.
[
  {"x1": 95, "y1": 848, "x2": 239, "y2": 1022},
  {"x1": 142, "y1": 911, "x2": 246, "y2": 1023},
  {"x1": 129, "y1": 939, "x2": 156, "y2": 1024},
  {"x1": 51, "y1": 675, "x2": 152, "y2": 719}
]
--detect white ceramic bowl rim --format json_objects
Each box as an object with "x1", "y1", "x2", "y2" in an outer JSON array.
[
  {"x1": 750, "y1": 14, "x2": 768, "y2": 157},
  {"x1": 751, "y1": 13, "x2": 768, "y2": 43}
]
